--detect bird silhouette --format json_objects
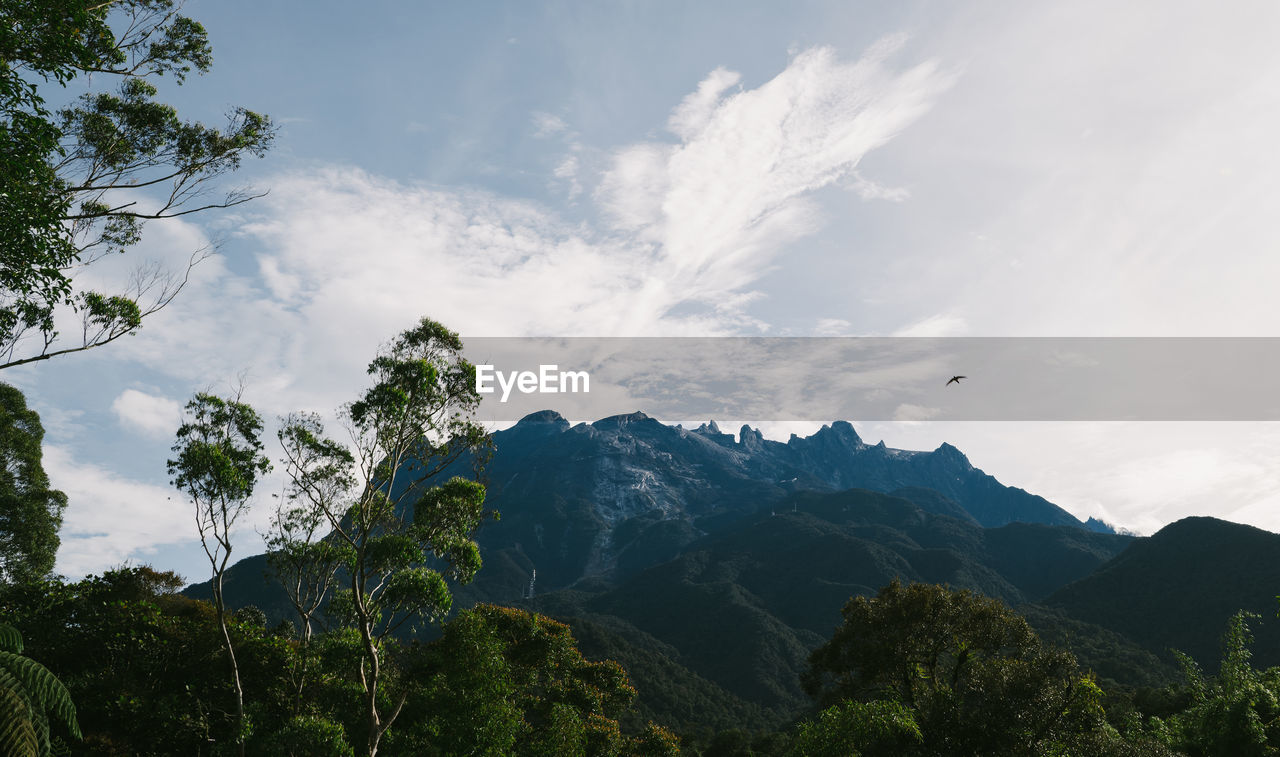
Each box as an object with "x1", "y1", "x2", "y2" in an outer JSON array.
[{"x1": 946, "y1": 375, "x2": 966, "y2": 386}]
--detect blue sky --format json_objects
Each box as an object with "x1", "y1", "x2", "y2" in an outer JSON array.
[{"x1": 11, "y1": 0, "x2": 1280, "y2": 581}]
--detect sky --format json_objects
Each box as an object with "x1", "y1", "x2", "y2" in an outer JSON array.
[{"x1": 11, "y1": 0, "x2": 1280, "y2": 582}]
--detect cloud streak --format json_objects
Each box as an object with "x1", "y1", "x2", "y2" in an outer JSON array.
[
  {"x1": 598, "y1": 43, "x2": 953, "y2": 310},
  {"x1": 112, "y1": 389, "x2": 182, "y2": 438},
  {"x1": 117, "y1": 41, "x2": 952, "y2": 413},
  {"x1": 47, "y1": 445, "x2": 195, "y2": 578}
]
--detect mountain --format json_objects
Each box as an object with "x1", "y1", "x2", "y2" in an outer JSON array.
[
  {"x1": 512, "y1": 486, "x2": 1136, "y2": 728},
  {"x1": 188, "y1": 410, "x2": 1193, "y2": 732},
  {"x1": 193, "y1": 411, "x2": 1105, "y2": 612},
  {"x1": 447, "y1": 410, "x2": 1108, "y2": 605},
  {"x1": 1044, "y1": 516, "x2": 1280, "y2": 671}
]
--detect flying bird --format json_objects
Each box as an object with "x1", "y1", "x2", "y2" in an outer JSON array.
[{"x1": 946, "y1": 375, "x2": 966, "y2": 386}]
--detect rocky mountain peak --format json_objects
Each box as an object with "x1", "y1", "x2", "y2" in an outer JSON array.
[
  {"x1": 932, "y1": 441, "x2": 972, "y2": 469},
  {"x1": 591, "y1": 411, "x2": 654, "y2": 430},
  {"x1": 514, "y1": 410, "x2": 570, "y2": 430},
  {"x1": 739, "y1": 424, "x2": 765, "y2": 451}
]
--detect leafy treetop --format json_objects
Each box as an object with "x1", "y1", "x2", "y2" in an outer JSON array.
[{"x1": 0, "y1": 0, "x2": 274, "y2": 370}]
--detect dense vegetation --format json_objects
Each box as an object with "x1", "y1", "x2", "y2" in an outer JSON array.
[
  {"x1": 0, "y1": 567, "x2": 681, "y2": 755},
  {"x1": 6, "y1": 558, "x2": 1280, "y2": 755}
]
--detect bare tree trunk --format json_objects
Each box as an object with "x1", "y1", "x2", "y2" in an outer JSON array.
[
  {"x1": 292, "y1": 611, "x2": 312, "y2": 715},
  {"x1": 354, "y1": 569, "x2": 384, "y2": 757},
  {"x1": 363, "y1": 635, "x2": 381, "y2": 757},
  {"x1": 213, "y1": 567, "x2": 246, "y2": 757}
]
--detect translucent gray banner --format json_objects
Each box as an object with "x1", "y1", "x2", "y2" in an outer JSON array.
[{"x1": 460, "y1": 338, "x2": 1280, "y2": 422}]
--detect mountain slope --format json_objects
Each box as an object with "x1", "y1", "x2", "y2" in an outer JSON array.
[
  {"x1": 511, "y1": 487, "x2": 1134, "y2": 721},
  {"x1": 1045, "y1": 516, "x2": 1280, "y2": 670}
]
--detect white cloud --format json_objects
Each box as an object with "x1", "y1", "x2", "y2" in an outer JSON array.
[
  {"x1": 531, "y1": 111, "x2": 568, "y2": 138},
  {"x1": 596, "y1": 143, "x2": 674, "y2": 231},
  {"x1": 112, "y1": 389, "x2": 182, "y2": 438},
  {"x1": 46, "y1": 445, "x2": 197, "y2": 578},
  {"x1": 666, "y1": 66, "x2": 742, "y2": 139},
  {"x1": 598, "y1": 44, "x2": 954, "y2": 307},
  {"x1": 847, "y1": 173, "x2": 910, "y2": 202},
  {"x1": 893, "y1": 313, "x2": 969, "y2": 337},
  {"x1": 814, "y1": 318, "x2": 852, "y2": 336},
  {"x1": 892, "y1": 403, "x2": 941, "y2": 422},
  {"x1": 883, "y1": 1, "x2": 1280, "y2": 336},
  {"x1": 101, "y1": 41, "x2": 952, "y2": 426},
  {"x1": 553, "y1": 155, "x2": 583, "y2": 200},
  {"x1": 848, "y1": 421, "x2": 1280, "y2": 536}
]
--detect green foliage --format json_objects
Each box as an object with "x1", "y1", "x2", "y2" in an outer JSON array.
[
  {"x1": 397, "y1": 605, "x2": 678, "y2": 756},
  {"x1": 1167, "y1": 612, "x2": 1280, "y2": 756},
  {"x1": 0, "y1": 0, "x2": 274, "y2": 369},
  {"x1": 169, "y1": 392, "x2": 271, "y2": 756},
  {"x1": 0, "y1": 566, "x2": 299, "y2": 755},
  {"x1": 273, "y1": 317, "x2": 492, "y2": 756},
  {"x1": 169, "y1": 393, "x2": 271, "y2": 514},
  {"x1": 523, "y1": 603, "x2": 774, "y2": 736},
  {"x1": 1047, "y1": 517, "x2": 1280, "y2": 673},
  {"x1": 1020, "y1": 605, "x2": 1180, "y2": 691},
  {"x1": 267, "y1": 412, "x2": 356, "y2": 716},
  {"x1": 0, "y1": 384, "x2": 66, "y2": 584},
  {"x1": 0, "y1": 623, "x2": 80, "y2": 757},
  {"x1": 787, "y1": 700, "x2": 921, "y2": 757},
  {"x1": 631, "y1": 722, "x2": 683, "y2": 756},
  {"x1": 803, "y1": 580, "x2": 1111, "y2": 756},
  {"x1": 256, "y1": 715, "x2": 355, "y2": 757}
]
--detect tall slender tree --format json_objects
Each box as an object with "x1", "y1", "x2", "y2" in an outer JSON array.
[
  {"x1": 168, "y1": 392, "x2": 270, "y2": 757},
  {"x1": 275, "y1": 317, "x2": 491, "y2": 757},
  {"x1": 268, "y1": 412, "x2": 355, "y2": 711}
]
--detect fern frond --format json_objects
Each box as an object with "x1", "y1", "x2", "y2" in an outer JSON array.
[
  {"x1": 0, "y1": 624, "x2": 23, "y2": 655},
  {"x1": 0, "y1": 665, "x2": 36, "y2": 716},
  {"x1": 0, "y1": 652, "x2": 81, "y2": 740},
  {"x1": 0, "y1": 682, "x2": 39, "y2": 757}
]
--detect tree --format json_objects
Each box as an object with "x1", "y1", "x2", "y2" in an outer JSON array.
[
  {"x1": 276, "y1": 317, "x2": 492, "y2": 757},
  {"x1": 787, "y1": 700, "x2": 921, "y2": 757},
  {"x1": 168, "y1": 392, "x2": 271, "y2": 757},
  {"x1": 0, "y1": 0, "x2": 274, "y2": 370},
  {"x1": 803, "y1": 580, "x2": 1109, "y2": 756},
  {"x1": 399, "y1": 604, "x2": 679, "y2": 756},
  {"x1": 0, "y1": 622, "x2": 80, "y2": 757},
  {"x1": 1168, "y1": 611, "x2": 1280, "y2": 756},
  {"x1": 0, "y1": 383, "x2": 66, "y2": 584},
  {"x1": 0, "y1": 565, "x2": 304, "y2": 755},
  {"x1": 268, "y1": 412, "x2": 356, "y2": 712}
]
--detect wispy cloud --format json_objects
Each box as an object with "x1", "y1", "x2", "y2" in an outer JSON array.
[
  {"x1": 893, "y1": 314, "x2": 969, "y2": 337},
  {"x1": 553, "y1": 155, "x2": 583, "y2": 200},
  {"x1": 114, "y1": 40, "x2": 953, "y2": 410},
  {"x1": 47, "y1": 445, "x2": 195, "y2": 577},
  {"x1": 892, "y1": 403, "x2": 941, "y2": 422},
  {"x1": 814, "y1": 318, "x2": 853, "y2": 336},
  {"x1": 44, "y1": 40, "x2": 955, "y2": 576},
  {"x1": 597, "y1": 43, "x2": 954, "y2": 308},
  {"x1": 531, "y1": 111, "x2": 568, "y2": 138},
  {"x1": 112, "y1": 389, "x2": 182, "y2": 438}
]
